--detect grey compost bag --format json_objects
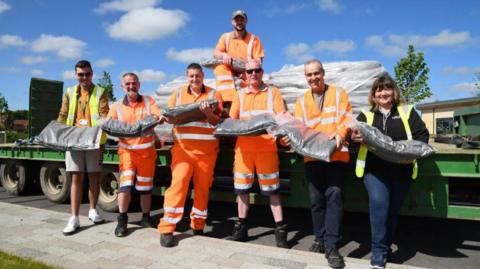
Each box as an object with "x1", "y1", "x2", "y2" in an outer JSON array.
[
  {"x1": 154, "y1": 123, "x2": 174, "y2": 144},
  {"x1": 269, "y1": 113, "x2": 336, "y2": 162},
  {"x1": 162, "y1": 99, "x2": 219, "y2": 125},
  {"x1": 200, "y1": 57, "x2": 245, "y2": 73},
  {"x1": 214, "y1": 113, "x2": 277, "y2": 136},
  {"x1": 98, "y1": 115, "x2": 158, "y2": 138},
  {"x1": 356, "y1": 121, "x2": 435, "y2": 163},
  {"x1": 34, "y1": 120, "x2": 102, "y2": 151}
]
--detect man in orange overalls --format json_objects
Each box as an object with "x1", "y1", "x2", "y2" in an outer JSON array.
[
  {"x1": 227, "y1": 59, "x2": 288, "y2": 248},
  {"x1": 158, "y1": 63, "x2": 223, "y2": 247},
  {"x1": 107, "y1": 72, "x2": 161, "y2": 237},
  {"x1": 213, "y1": 10, "x2": 264, "y2": 106}
]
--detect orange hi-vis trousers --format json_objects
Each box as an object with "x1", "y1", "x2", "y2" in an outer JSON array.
[
  {"x1": 158, "y1": 145, "x2": 217, "y2": 233},
  {"x1": 118, "y1": 148, "x2": 156, "y2": 192},
  {"x1": 233, "y1": 150, "x2": 280, "y2": 195},
  {"x1": 213, "y1": 64, "x2": 243, "y2": 102}
]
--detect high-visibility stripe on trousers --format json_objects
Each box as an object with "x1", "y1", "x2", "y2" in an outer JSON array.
[
  {"x1": 213, "y1": 64, "x2": 238, "y2": 102},
  {"x1": 118, "y1": 148, "x2": 156, "y2": 192},
  {"x1": 158, "y1": 145, "x2": 217, "y2": 233},
  {"x1": 233, "y1": 150, "x2": 280, "y2": 195}
]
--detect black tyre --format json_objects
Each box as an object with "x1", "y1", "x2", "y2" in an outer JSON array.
[
  {"x1": 39, "y1": 162, "x2": 71, "y2": 203},
  {"x1": 0, "y1": 160, "x2": 29, "y2": 196},
  {"x1": 98, "y1": 165, "x2": 119, "y2": 212}
]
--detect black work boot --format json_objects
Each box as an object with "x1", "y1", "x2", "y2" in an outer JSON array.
[
  {"x1": 160, "y1": 233, "x2": 174, "y2": 247},
  {"x1": 192, "y1": 229, "x2": 204, "y2": 235},
  {"x1": 226, "y1": 219, "x2": 248, "y2": 242},
  {"x1": 309, "y1": 239, "x2": 325, "y2": 253},
  {"x1": 140, "y1": 214, "x2": 153, "y2": 228},
  {"x1": 114, "y1": 213, "x2": 128, "y2": 237},
  {"x1": 325, "y1": 247, "x2": 345, "y2": 269},
  {"x1": 274, "y1": 223, "x2": 289, "y2": 248}
]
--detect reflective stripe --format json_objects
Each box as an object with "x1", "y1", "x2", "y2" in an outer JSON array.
[
  {"x1": 175, "y1": 121, "x2": 216, "y2": 128},
  {"x1": 135, "y1": 185, "x2": 153, "y2": 191},
  {"x1": 164, "y1": 206, "x2": 184, "y2": 214},
  {"x1": 239, "y1": 85, "x2": 273, "y2": 118},
  {"x1": 207, "y1": 89, "x2": 216, "y2": 99},
  {"x1": 305, "y1": 117, "x2": 322, "y2": 127},
  {"x1": 234, "y1": 172, "x2": 254, "y2": 179},
  {"x1": 234, "y1": 183, "x2": 253, "y2": 190},
  {"x1": 121, "y1": 170, "x2": 135, "y2": 177},
  {"x1": 216, "y1": 84, "x2": 235, "y2": 91},
  {"x1": 216, "y1": 75, "x2": 234, "y2": 81},
  {"x1": 174, "y1": 133, "x2": 217, "y2": 140},
  {"x1": 225, "y1": 32, "x2": 231, "y2": 52},
  {"x1": 176, "y1": 88, "x2": 182, "y2": 106},
  {"x1": 119, "y1": 180, "x2": 133, "y2": 188},
  {"x1": 321, "y1": 117, "x2": 336, "y2": 125},
  {"x1": 247, "y1": 34, "x2": 255, "y2": 60},
  {"x1": 257, "y1": 172, "x2": 279, "y2": 180},
  {"x1": 191, "y1": 207, "x2": 207, "y2": 218},
  {"x1": 324, "y1": 106, "x2": 336, "y2": 113},
  {"x1": 300, "y1": 90, "x2": 338, "y2": 127},
  {"x1": 356, "y1": 159, "x2": 365, "y2": 168},
  {"x1": 260, "y1": 183, "x2": 280, "y2": 192},
  {"x1": 137, "y1": 176, "x2": 153, "y2": 183},
  {"x1": 162, "y1": 216, "x2": 182, "y2": 224},
  {"x1": 119, "y1": 140, "x2": 155, "y2": 150},
  {"x1": 116, "y1": 102, "x2": 123, "y2": 121}
]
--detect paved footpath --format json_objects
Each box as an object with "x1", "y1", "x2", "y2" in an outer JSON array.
[{"x1": 0, "y1": 202, "x2": 429, "y2": 269}]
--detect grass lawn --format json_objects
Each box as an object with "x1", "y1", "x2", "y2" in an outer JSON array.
[{"x1": 0, "y1": 251, "x2": 63, "y2": 269}]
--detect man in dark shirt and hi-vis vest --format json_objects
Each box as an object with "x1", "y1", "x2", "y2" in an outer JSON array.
[{"x1": 57, "y1": 60, "x2": 109, "y2": 235}]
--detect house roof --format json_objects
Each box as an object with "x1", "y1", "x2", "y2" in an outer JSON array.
[{"x1": 416, "y1": 96, "x2": 480, "y2": 110}]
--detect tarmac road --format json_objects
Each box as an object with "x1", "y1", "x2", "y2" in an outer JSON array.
[{"x1": 0, "y1": 186, "x2": 479, "y2": 269}]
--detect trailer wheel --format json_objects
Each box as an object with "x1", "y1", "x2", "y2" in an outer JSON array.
[
  {"x1": 0, "y1": 160, "x2": 28, "y2": 195},
  {"x1": 40, "y1": 163, "x2": 71, "y2": 203},
  {"x1": 98, "y1": 166, "x2": 119, "y2": 212}
]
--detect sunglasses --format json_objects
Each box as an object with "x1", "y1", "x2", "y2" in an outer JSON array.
[
  {"x1": 245, "y1": 68, "x2": 263, "y2": 74},
  {"x1": 77, "y1": 72, "x2": 92, "y2": 77}
]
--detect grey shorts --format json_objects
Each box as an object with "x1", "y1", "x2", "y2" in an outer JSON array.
[{"x1": 65, "y1": 148, "x2": 103, "y2": 172}]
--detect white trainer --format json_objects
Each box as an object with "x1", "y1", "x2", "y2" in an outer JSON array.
[
  {"x1": 88, "y1": 209, "x2": 104, "y2": 224},
  {"x1": 63, "y1": 216, "x2": 80, "y2": 235}
]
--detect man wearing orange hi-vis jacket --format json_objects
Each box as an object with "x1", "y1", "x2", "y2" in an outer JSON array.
[
  {"x1": 213, "y1": 9, "x2": 264, "y2": 105},
  {"x1": 158, "y1": 63, "x2": 223, "y2": 248},
  {"x1": 283, "y1": 59, "x2": 352, "y2": 268},
  {"x1": 227, "y1": 59, "x2": 288, "y2": 249},
  {"x1": 107, "y1": 72, "x2": 162, "y2": 237}
]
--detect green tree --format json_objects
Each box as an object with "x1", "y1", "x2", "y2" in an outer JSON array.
[
  {"x1": 475, "y1": 72, "x2": 480, "y2": 95},
  {"x1": 97, "y1": 71, "x2": 116, "y2": 102},
  {"x1": 394, "y1": 45, "x2": 432, "y2": 103},
  {"x1": 0, "y1": 93, "x2": 8, "y2": 113}
]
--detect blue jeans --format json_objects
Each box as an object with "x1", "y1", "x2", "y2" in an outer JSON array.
[
  {"x1": 305, "y1": 161, "x2": 346, "y2": 249},
  {"x1": 364, "y1": 172, "x2": 411, "y2": 263}
]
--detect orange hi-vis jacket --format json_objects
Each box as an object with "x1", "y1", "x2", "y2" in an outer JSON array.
[
  {"x1": 108, "y1": 95, "x2": 161, "y2": 154},
  {"x1": 294, "y1": 85, "x2": 353, "y2": 163},
  {"x1": 229, "y1": 84, "x2": 286, "y2": 152},
  {"x1": 168, "y1": 85, "x2": 223, "y2": 155},
  {"x1": 214, "y1": 32, "x2": 265, "y2": 102}
]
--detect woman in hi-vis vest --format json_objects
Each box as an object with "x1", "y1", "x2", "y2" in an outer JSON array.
[{"x1": 350, "y1": 74, "x2": 429, "y2": 269}]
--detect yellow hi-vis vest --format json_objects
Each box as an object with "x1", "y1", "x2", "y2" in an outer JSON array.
[
  {"x1": 355, "y1": 105, "x2": 418, "y2": 179},
  {"x1": 65, "y1": 84, "x2": 107, "y2": 144}
]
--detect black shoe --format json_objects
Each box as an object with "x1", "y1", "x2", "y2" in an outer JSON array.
[
  {"x1": 160, "y1": 233, "x2": 174, "y2": 247},
  {"x1": 140, "y1": 215, "x2": 153, "y2": 228},
  {"x1": 114, "y1": 214, "x2": 128, "y2": 237},
  {"x1": 193, "y1": 229, "x2": 204, "y2": 236},
  {"x1": 325, "y1": 248, "x2": 345, "y2": 269},
  {"x1": 226, "y1": 220, "x2": 247, "y2": 242},
  {"x1": 309, "y1": 240, "x2": 325, "y2": 253},
  {"x1": 274, "y1": 224, "x2": 289, "y2": 248}
]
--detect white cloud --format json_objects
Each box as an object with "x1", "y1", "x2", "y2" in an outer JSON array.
[
  {"x1": 62, "y1": 70, "x2": 76, "y2": 80},
  {"x1": 283, "y1": 43, "x2": 313, "y2": 63},
  {"x1": 264, "y1": 3, "x2": 308, "y2": 17},
  {"x1": 106, "y1": 7, "x2": 189, "y2": 42},
  {"x1": 365, "y1": 35, "x2": 405, "y2": 57},
  {"x1": 450, "y1": 82, "x2": 478, "y2": 94},
  {"x1": 0, "y1": 1, "x2": 11, "y2": 13},
  {"x1": 95, "y1": 58, "x2": 115, "y2": 68},
  {"x1": 314, "y1": 40, "x2": 355, "y2": 53},
  {"x1": 389, "y1": 30, "x2": 473, "y2": 47},
  {"x1": 133, "y1": 69, "x2": 166, "y2": 82},
  {"x1": 166, "y1": 47, "x2": 213, "y2": 63},
  {"x1": 316, "y1": 0, "x2": 342, "y2": 14},
  {"x1": 31, "y1": 69, "x2": 44, "y2": 76},
  {"x1": 442, "y1": 66, "x2": 480, "y2": 75},
  {"x1": 284, "y1": 40, "x2": 355, "y2": 63},
  {"x1": 31, "y1": 34, "x2": 86, "y2": 59},
  {"x1": 0, "y1": 67, "x2": 18, "y2": 73},
  {"x1": 0, "y1": 34, "x2": 27, "y2": 48},
  {"x1": 95, "y1": 0, "x2": 160, "y2": 14},
  {"x1": 20, "y1": 55, "x2": 47, "y2": 65}
]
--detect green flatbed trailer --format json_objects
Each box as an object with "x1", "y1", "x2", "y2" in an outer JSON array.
[{"x1": 1, "y1": 141, "x2": 479, "y2": 220}]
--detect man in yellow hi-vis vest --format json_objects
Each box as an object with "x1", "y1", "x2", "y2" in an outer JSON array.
[{"x1": 57, "y1": 60, "x2": 109, "y2": 235}]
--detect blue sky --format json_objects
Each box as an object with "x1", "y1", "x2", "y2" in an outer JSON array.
[{"x1": 0, "y1": 0, "x2": 479, "y2": 110}]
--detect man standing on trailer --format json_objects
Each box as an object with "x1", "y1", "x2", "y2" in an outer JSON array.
[
  {"x1": 57, "y1": 60, "x2": 109, "y2": 235},
  {"x1": 107, "y1": 72, "x2": 161, "y2": 237}
]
